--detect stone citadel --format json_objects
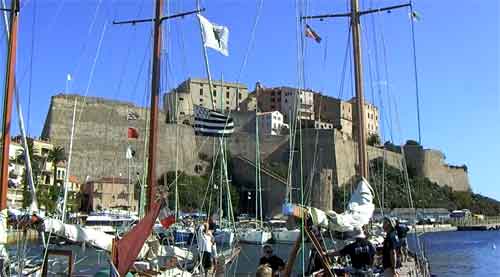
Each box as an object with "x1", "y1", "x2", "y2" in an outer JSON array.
[{"x1": 41, "y1": 93, "x2": 470, "y2": 216}]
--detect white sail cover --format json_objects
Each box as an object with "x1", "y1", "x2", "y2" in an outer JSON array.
[
  {"x1": 309, "y1": 178, "x2": 375, "y2": 232},
  {"x1": 44, "y1": 218, "x2": 114, "y2": 251}
]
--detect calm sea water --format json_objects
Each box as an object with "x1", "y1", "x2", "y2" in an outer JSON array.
[
  {"x1": 8, "y1": 230, "x2": 500, "y2": 276},
  {"x1": 408, "y1": 231, "x2": 500, "y2": 277}
]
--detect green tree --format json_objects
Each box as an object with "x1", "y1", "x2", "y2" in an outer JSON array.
[
  {"x1": 13, "y1": 139, "x2": 43, "y2": 209},
  {"x1": 47, "y1": 146, "x2": 66, "y2": 186},
  {"x1": 367, "y1": 134, "x2": 381, "y2": 146}
]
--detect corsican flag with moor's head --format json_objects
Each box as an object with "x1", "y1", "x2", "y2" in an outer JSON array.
[
  {"x1": 197, "y1": 14, "x2": 229, "y2": 56},
  {"x1": 194, "y1": 105, "x2": 234, "y2": 137}
]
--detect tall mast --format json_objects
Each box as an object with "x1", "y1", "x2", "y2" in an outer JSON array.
[
  {"x1": 282, "y1": 2, "x2": 413, "y2": 276},
  {"x1": 145, "y1": 0, "x2": 163, "y2": 212},
  {"x1": 0, "y1": 0, "x2": 19, "y2": 210},
  {"x1": 351, "y1": 0, "x2": 368, "y2": 179}
]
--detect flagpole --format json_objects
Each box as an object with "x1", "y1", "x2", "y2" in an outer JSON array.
[
  {"x1": 61, "y1": 95, "x2": 77, "y2": 222},
  {"x1": 195, "y1": 1, "x2": 215, "y2": 111}
]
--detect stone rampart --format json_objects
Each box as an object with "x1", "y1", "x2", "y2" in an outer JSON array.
[
  {"x1": 41, "y1": 94, "x2": 198, "y2": 182},
  {"x1": 404, "y1": 144, "x2": 470, "y2": 191}
]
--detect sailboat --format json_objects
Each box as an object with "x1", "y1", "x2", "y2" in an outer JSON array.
[
  {"x1": 238, "y1": 89, "x2": 272, "y2": 245},
  {"x1": 279, "y1": 1, "x2": 431, "y2": 276}
]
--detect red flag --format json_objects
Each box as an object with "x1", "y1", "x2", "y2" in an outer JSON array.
[
  {"x1": 305, "y1": 24, "x2": 322, "y2": 43},
  {"x1": 159, "y1": 206, "x2": 175, "y2": 229},
  {"x1": 112, "y1": 201, "x2": 162, "y2": 276},
  {"x1": 127, "y1": 127, "x2": 139, "y2": 139}
]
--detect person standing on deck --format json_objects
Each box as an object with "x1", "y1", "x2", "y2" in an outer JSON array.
[
  {"x1": 382, "y1": 217, "x2": 400, "y2": 277},
  {"x1": 395, "y1": 220, "x2": 410, "y2": 264},
  {"x1": 259, "y1": 244, "x2": 285, "y2": 276},
  {"x1": 326, "y1": 229, "x2": 376, "y2": 276},
  {"x1": 198, "y1": 223, "x2": 218, "y2": 276}
]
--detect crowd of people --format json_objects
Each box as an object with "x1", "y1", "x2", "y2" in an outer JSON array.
[{"x1": 256, "y1": 216, "x2": 411, "y2": 277}]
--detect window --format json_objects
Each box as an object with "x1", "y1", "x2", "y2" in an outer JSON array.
[
  {"x1": 200, "y1": 98, "x2": 203, "y2": 102},
  {"x1": 271, "y1": 91, "x2": 275, "y2": 96},
  {"x1": 226, "y1": 101, "x2": 229, "y2": 105},
  {"x1": 271, "y1": 98, "x2": 275, "y2": 102},
  {"x1": 239, "y1": 93, "x2": 242, "y2": 98},
  {"x1": 213, "y1": 91, "x2": 217, "y2": 97},
  {"x1": 226, "y1": 92, "x2": 230, "y2": 98},
  {"x1": 200, "y1": 89, "x2": 203, "y2": 95},
  {"x1": 271, "y1": 105, "x2": 275, "y2": 109},
  {"x1": 179, "y1": 97, "x2": 184, "y2": 101}
]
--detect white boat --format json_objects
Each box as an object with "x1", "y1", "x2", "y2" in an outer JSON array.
[
  {"x1": 239, "y1": 228, "x2": 272, "y2": 244},
  {"x1": 272, "y1": 227, "x2": 300, "y2": 244},
  {"x1": 214, "y1": 227, "x2": 235, "y2": 246},
  {"x1": 84, "y1": 212, "x2": 137, "y2": 234}
]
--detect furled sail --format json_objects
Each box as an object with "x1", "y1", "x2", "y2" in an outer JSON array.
[
  {"x1": 43, "y1": 218, "x2": 115, "y2": 251},
  {"x1": 309, "y1": 178, "x2": 375, "y2": 232}
]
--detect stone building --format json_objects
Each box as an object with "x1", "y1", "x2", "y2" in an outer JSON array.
[
  {"x1": 313, "y1": 94, "x2": 353, "y2": 137},
  {"x1": 349, "y1": 97, "x2": 380, "y2": 140},
  {"x1": 81, "y1": 176, "x2": 136, "y2": 211},
  {"x1": 238, "y1": 93, "x2": 257, "y2": 112},
  {"x1": 313, "y1": 94, "x2": 379, "y2": 140},
  {"x1": 164, "y1": 78, "x2": 249, "y2": 122},
  {"x1": 254, "y1": 83, "x2": 315, "y2": 123},
  {"x1": 41, "y1": 94, "x2": 199, "y2": 183},
  {"x1": 7, "y1": 138, "x2": 69, "y2": 209}
]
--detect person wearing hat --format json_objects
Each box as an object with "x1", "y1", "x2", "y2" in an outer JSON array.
[
  {"x1": 259, "y1": 244, "x2": 285, "y2": 276},
  {"x1": 382, "y1": 217, "x2": 400, "y2": 277},
  {"x1": 326, "y1": 228, "x2": 375, "y2": 276}
]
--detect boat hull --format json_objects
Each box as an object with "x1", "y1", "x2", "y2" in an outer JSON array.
[
  {"x1": 272, "y1": 229, "x2": 300, "y2": 244},
  {"x1": 239, "y1": 229, "x2": 272, "y2": 244}
]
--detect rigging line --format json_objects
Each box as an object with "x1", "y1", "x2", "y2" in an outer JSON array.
[
  {"x1": 175, "y1": 0, "x2": 189, "y2": 77},
  {"x1": 409, "y1": 2, "x2": 422, "y2": 144},
  {"x1": 375, "y1": 13, "x2": 394, "y2": 142},
  {"x1": 0, "y1": 0, "x2": 66, "y2": 86},
  {"x1": 235, "y1": 0, "x2": 264, "y2": 84},
  {"x1": 76, "y1": 22, "x2": 108, "y2": 123},
  {"x1": 360, "y1": 15, "x2": 386, "y2": 211},
  {"x1": 110, "y1": 0, "x2": 147, "y2": 100},
  {"x1": 337, "y1": 26, "x2": 352, "y2": 100},
  {"x1": 26, "y1": 0, "x2": 37, "y2": 135},
  {"x1": 71, "y1": 0, "x2": 103, "y2": 81}
]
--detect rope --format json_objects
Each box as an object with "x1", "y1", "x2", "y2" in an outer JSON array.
[
  {"x1": 409, "y1": 2, "x2": 423, "y2": 144},
  {"x1": 26, "y1": 0, "x2": 37, "y2": 135}
]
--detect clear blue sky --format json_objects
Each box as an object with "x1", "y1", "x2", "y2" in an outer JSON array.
[{"x1": 1, "y1": 0, "x2": 498, "y2": 200}]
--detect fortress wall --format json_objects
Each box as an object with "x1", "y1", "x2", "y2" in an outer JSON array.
[
  {"x1": 422, "y1": 150, "x2": 470, "y2": 191},
  {"x1": 41, "y1": 94, "x2": 198, "y2": 182}
]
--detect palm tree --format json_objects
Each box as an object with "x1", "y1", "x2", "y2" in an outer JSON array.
[
  {"x1": 46, "y1": 146, "x2": 66, "y2": 213},
  {"x1": 13, "y1": 139, "x2": 43, "y2": 208},
  {"x1": 47, "y1": 146, "x2": 66, "y2": 186}
]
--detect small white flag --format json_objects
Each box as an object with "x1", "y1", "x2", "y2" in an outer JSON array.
[
  {"x1": 197, "y1": 14, "x2": 229, "y2": 56},
  {"x1": 126, "y1": 146, "x2": 134, "y2": 160},
  {"x1": 67, "y1": 74, "x2": 72, "y2": 81}
]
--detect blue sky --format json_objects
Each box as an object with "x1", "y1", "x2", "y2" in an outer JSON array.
[{"x1": 0, "y1": 0, "x2": 498, "y2": 200}]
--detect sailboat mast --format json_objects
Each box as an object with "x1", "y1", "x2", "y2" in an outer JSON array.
[
  {"x1": 0, "y1": 0, "x2": 19, "y2": 210},
  {"x1": 146, "y1": 0, "x2": 163, "y2": 212},
  {"x1": 350, "y1": 0, "x2": 369, "y2": 179}
]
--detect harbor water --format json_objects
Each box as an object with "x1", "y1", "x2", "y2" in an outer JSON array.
[{"x1": 7, "y1": 230, "x2": 500, "y2": 276}]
